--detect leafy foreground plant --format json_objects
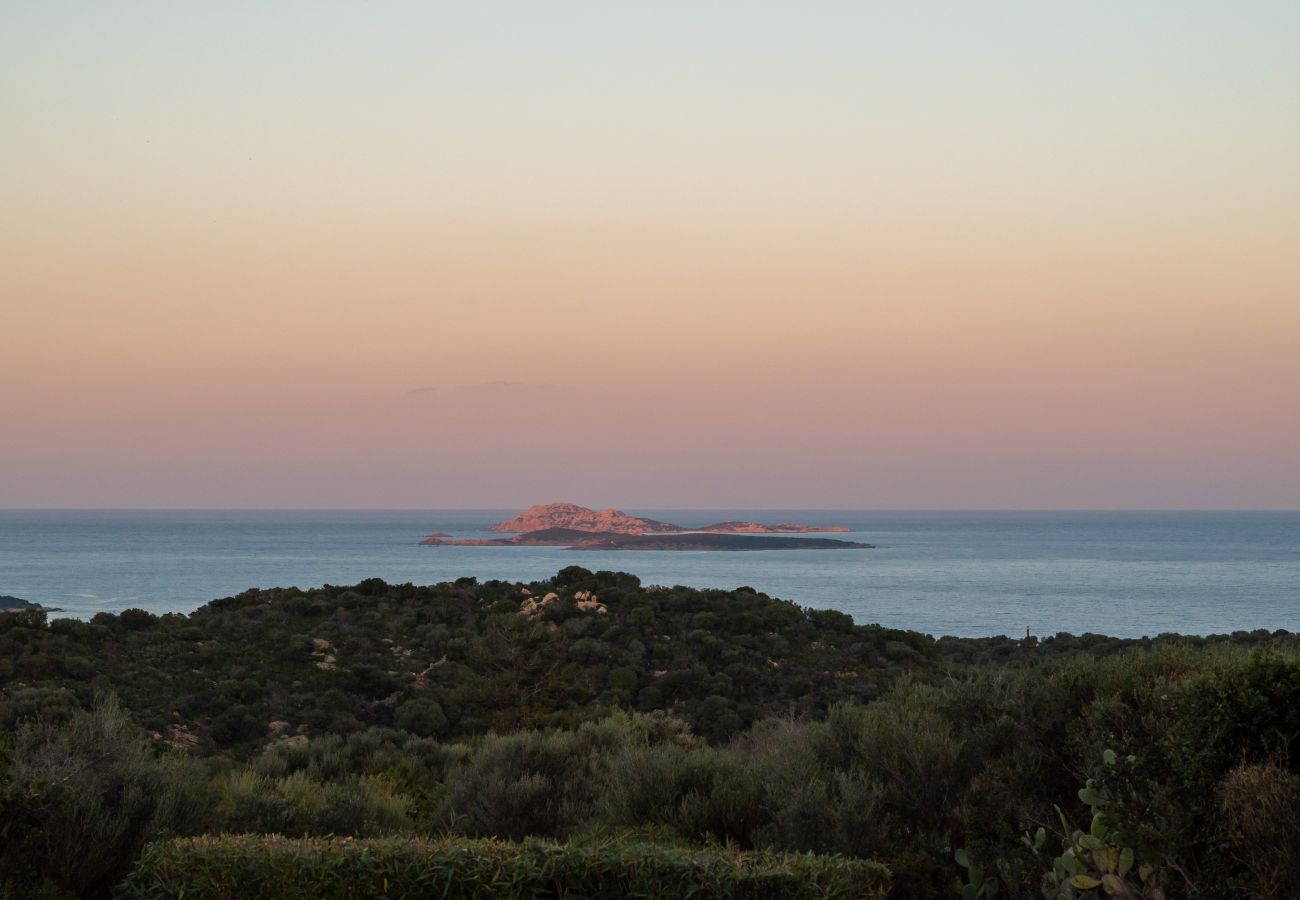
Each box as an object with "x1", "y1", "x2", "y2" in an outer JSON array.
[
  {"x1": 1029, "y1": 751, "x2": 1173, "y2": 899},
  {"x1": 0, "y1": 699, "x2": 205, "y2": 900},
  {"x1": 116, "y1": 834, "x2": 892, "y2": 899},
  {"x1": 954, "y1": 846, "x2": 1000, "y2": 899}
]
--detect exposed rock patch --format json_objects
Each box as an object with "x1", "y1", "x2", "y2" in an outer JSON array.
[
  {"x1": 574, "y1": 591, "x2": 607, "y2": 614},
  {"x1": 413, "y1": 656, "x2": 448, "y2": 688},
  {"x1": 151, "y1": 724, "x2": 201, "y2": 752},
  {"x1": 489, "y1": 503, "x2": 680, "y2": 535},
  {"x1": 311, "y1": 638, "x2": 337, "y2": 670},
  {"x1": 519, "y1": 592, "x2": 561, "y2": 617},
  {"x1": 519, "y1": 589, "x2": 608, "y2": 616},
  {"x1": 696, "y1": 521, "x2": 851, "y2": 534}
]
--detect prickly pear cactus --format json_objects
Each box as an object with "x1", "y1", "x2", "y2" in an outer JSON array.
[
  {"x1": 954, "y1": 847, "x2": 1000, "y2": 900},
  {"x1": 1030, "y1": 751, "x2": 1170, "y2": 900}
]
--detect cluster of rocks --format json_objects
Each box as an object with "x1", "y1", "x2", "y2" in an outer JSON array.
[
  {"x1": 311, "y1": 637, "x2": 337, "y2": 670},
  {"x1": 518, "y1": 587, "x2": 607, "y2": 617},
  {"x1": 265, "y1": 720, "x2": 309, "y2": 750},
  {"x1": 150, "y1": 723, "x2": 200, "y2": 752},
  {"x1": 574, "y1": 590, "x2": 607, "y2": 614}
]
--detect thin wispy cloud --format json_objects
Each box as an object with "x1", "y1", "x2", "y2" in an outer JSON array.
[{"x1": 405, "y1": 381, "x2": 562, "y2": 398}]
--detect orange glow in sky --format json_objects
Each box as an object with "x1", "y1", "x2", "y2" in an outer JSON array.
[{"x1": 3, "y1": 4, "x2": 1298, "y2": 507}]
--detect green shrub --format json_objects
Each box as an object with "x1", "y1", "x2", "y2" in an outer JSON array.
[
  {"x1": 394, "y1": 697, "x2": 448, "y2": 738},
  {"x1": 438, "y1": 728, "x2": 599, "y2": 838},
  {"x1": 436, "y1": 712, "x2": 686, "y2": 840},
  {"x1": 0, "y1": 700, "x2": 206, "y2": 900},
  {"x1": 1216, "y1": 761, "x2": 1300, "y2": 899},
  {"x1": 117, "y1": 834, "x2": 891, "y2": 899},
  {"x1": 208, "y1": 769, "x2": 412, "y2": 837}
]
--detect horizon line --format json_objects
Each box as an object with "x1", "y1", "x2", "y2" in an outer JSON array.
[{"x1": 3, "y1": 506, "x2": 1299, "y2": 514}]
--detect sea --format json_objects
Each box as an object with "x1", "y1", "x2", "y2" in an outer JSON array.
[{"x1": 1, "y1": 510, "x2": 1297, "y2": 638}]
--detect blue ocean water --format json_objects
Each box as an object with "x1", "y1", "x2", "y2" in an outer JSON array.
[{"x1": 0, "y1": 510, "x2": 1297, "y2": 638}]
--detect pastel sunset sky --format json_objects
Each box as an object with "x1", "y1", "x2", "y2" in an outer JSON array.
[{"x1": 4, "y1": 2, "x2": 1298, "y2": 508}]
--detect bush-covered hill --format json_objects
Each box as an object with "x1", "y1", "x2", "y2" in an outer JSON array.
[
  {"x1": 1, "y1": 566, "x2": 942, "y2": 752},
  {"x1": 3, "y1": 567, "x2": 1290, "y2": 759}
]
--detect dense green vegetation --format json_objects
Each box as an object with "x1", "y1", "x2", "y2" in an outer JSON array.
[
  {"x1": 119, "y1": 834, "x2": 890, "y2": 899},
  {"x1": 2, "y1": 567, "x2": 1298, "y2": 898},
  {"x1": 0, "y1": 567, "x2": 943, "y2": 750}
]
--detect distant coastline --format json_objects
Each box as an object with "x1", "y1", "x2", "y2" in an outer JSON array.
[{"x1": 0, "y1": 595, "x2": 61, "y2": 614}]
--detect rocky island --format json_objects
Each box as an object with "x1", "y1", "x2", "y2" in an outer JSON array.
[
  {"x1": 485, "y1": 502, "x2": 850, "y2": 535},
  {"x1": 422, "y1": 504, "x2": 869, "y2": 550},
  {"x1": 488, "y1": 503, "x2": 678, "y2": 535}
]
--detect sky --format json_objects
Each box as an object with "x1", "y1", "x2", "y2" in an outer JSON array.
[{"x1": 3, "y1": 2, "x2": 1299, "y2": 509}]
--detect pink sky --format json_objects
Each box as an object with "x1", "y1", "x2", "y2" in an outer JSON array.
[{"x1": 3, "y1": 4, "x2": 1298, "y2": 508}]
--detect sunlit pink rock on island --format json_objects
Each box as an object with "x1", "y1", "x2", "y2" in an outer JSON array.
[
  {"x1": 484, "y1": 503, "x2": 850, "y2": 535},
  {"x1": 487, "y1": 503, "x2": 680, "y2": 536}
]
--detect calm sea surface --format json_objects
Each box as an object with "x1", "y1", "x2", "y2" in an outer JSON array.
[{"x1": 1, "y1": 510, "x2": 1297, "y2": 638}]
